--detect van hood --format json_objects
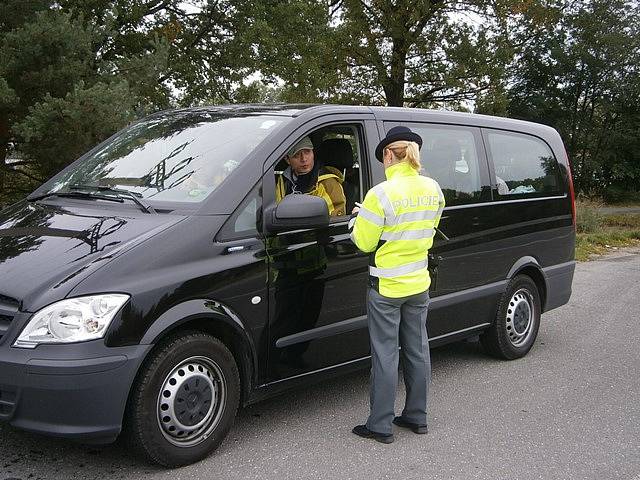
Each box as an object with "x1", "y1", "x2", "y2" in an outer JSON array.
[{"x1": 0, "y1": 200, "x2": 185, "y2": 311}]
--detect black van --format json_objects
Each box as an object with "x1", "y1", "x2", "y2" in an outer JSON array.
[{"x1": 0, "y1": 104, "x2": 575, "y2": 466}]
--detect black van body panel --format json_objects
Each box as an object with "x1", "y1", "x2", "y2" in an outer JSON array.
[
  {"x1": 506, "y1": 255, "x2": 543, "y2": 279},
  {"x1": 0, "y1": 104, "x2": 576, "y2": 443},
  {"x1": 264, "y1": 220, "x2": 371, "y2": 381},
  {"x1": 70, "y1": 215, "x2": 265, "y2": 339},
  {"x1": 542, "y1": 261, "x2": 575, "y2": 311},
  {"x1": 0, "y1": 199, "x2": 186, "y2": 312},
  {"x1": 138, "y1": 297, "x2": 260, "y2": 385},
  {"x1": 140, "y1": 299, "x2": 253, "y2": 347}
]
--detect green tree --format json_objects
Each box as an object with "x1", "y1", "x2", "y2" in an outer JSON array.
[
  {"x1": 59, "y1": 0, "x2": 259, "y2": 107},
  {"x1": 0, "y1": 1, "x2": 228, "y2": 206},
  {"x1": 246, "y1": 0, "x2": 525, "y2": 107},
  {"x1": 13, "y1": 81, "x2": 136, "y2": 179},
  {"x1": 0, "y1": 6, "x2": 98, "y2": 202},
  {"x1": 508, "y1": 0, "x2": 640, "y2": 195},
  {"x1": 240, "y1": 0, "x2": 343, "y2": 103},
  {"x1": 336, "y1": 0, "x2": 496, "y2": 106}
]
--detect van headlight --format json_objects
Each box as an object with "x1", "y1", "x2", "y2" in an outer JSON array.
[{"x1": 13, "y1": 294, "x2": 130, "y2": 348}]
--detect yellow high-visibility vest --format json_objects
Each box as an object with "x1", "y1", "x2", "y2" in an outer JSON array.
[{"x1": 350, "y1": 161, "x2": 445, "y2": 298}]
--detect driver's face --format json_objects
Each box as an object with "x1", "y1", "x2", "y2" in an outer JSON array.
[{"x1": 288, "y1": 148, "x2": 314, "y2": 175}]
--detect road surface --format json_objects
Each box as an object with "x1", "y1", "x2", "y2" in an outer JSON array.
[{"x1": 1, "y1": 248, "x2": 639, "y2": 480}]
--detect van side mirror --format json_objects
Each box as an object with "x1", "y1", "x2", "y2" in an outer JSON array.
[{"x1": 264, "y1": 194, "x2": 330, "y2": 233}]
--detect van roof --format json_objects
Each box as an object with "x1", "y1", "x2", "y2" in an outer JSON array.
[{"x1": 148, "y1": 103, "x2": 558, "y2": 136}]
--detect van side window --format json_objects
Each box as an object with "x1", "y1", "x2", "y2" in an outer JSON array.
[
  {"x1": 274, "y1": 124, "x2": 363, "y2": 219},
  {"x1": 218, "y1": 183, "x2": 262, "y2": 240},
  {"x1": 402, "y1": 124, "x2": 484, "y2": 206},
  {"x1": 486, "y1": 130, "x2": 561, "y2": 196},
  {"x1": 234, "y1": 190, "x2": 261, "y2": 234}
]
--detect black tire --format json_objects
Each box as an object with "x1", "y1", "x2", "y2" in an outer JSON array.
[
  {"x1": 480, "y1": 274, "x2": 541, "y2": 360},
  {"x1": 124, "y1": 332, "x2": 240, "y2": 467}
]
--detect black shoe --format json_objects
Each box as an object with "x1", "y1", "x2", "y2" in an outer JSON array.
[
  {"x1": 352, "y1": 424, "x2": 394, "y2": 444},
  {"x1": 393, "y1": 416, "x2": 428, "y2": 434}
]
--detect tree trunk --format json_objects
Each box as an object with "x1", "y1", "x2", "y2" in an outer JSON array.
[
  {"x1": 384, "y1": 81, "x2": 405, "y2": 107},
  {"x1": 384, "y1": 39, "x2": 408, "y2": 107}
]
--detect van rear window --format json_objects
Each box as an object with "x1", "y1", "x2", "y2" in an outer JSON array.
[{"x1": 486, "y1": 130, "x2": 562, "y2": 197}]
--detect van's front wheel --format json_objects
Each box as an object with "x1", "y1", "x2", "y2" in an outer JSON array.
[
  {"x1": 480, "y1": 275, "x2": 541, "y2": 360},
  {"x1": 125, "y1": 332, "x2": 240, "y2": 467}
]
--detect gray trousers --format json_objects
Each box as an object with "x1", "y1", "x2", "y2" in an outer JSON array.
[{"x1": 365, "y1": 287, "x2": 431, "y2": 434}]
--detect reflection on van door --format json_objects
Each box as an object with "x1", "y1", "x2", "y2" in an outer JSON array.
[
  {"x1": 266, "y1": 224, "x2": 370, "y2": 379},
  {"x1": 265, "y1": 124, "x2": 372, "y2": 381}
]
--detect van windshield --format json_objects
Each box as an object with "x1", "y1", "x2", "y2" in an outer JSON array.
[{"x1": 42, "y1": 111, "x2": 288, "y2": 203}]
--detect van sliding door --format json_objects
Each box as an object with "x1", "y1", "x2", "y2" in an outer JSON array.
[{"x1": 383, "y1": 122, "x2": 496, "y2": 341}]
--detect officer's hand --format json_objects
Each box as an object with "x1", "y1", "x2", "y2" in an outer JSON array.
[{"x1": 351, "y1": 206, "x2": 360, "y2": 214}]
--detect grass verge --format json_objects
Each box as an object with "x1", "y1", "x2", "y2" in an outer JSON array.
[
  {"x1": 575, "y1": 202, "x2": 640, "y2": 261},
  {"x1": 576, "y1": 231, "x2": 640, "y2": 261}
]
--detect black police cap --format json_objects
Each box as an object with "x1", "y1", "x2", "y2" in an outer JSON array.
[{"x1": 375, "y1": 126, "x2": 423, "y2": 162}]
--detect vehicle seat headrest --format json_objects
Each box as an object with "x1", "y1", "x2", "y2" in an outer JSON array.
[{"x1": 316, "y1": 139, "x2": 354, "y2": 170}]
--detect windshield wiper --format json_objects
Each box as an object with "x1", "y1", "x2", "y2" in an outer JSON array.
[
  {"x1": 69, "y1": 184, "x2": 157, "y2": 214},
  {"x1": 28, "y1": 190, "x2": 125, "y2": 203}
]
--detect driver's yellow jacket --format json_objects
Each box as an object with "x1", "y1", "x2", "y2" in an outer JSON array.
[{"x1": 275, "y1": 166, "x2": 346, "y2": 217}]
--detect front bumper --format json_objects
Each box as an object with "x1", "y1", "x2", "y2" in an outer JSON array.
[{"x1": 0, "y1": 328, "x2": 152, "y2": 444}]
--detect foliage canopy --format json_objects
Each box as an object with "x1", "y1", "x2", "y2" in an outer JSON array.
[{"x1": 1, "y1": 0, "x2": 638, "y2": 206}]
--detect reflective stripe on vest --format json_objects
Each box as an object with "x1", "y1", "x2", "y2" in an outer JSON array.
[
  {"x1": 387, "y1": 209, "x2": 439, "y2": 225},
  {"x1": 380, "y1": 228, "x2": 435, "y2": 241},
  {"x1": 372, "y1": 184, "x2": 395, "y2": 219},
  {"x1": 357, "y1": 206, "x2": 384, "y2": 226},
  {"x1": 369, "y1": 258, "x2": 429, "y2": 278}
]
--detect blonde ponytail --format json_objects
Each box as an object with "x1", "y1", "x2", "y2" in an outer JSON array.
[{"x1": 386, "y1": 141, "x2": 422, "y2": 171}]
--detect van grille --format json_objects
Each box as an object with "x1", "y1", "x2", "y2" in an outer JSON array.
[{"x1": 0, "y1": 294, "x2": 19, "y2": 343}]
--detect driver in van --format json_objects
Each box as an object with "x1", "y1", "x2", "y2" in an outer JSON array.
[
  {"x1": 275, "y1": 136, "x2": 346, "y2": 216},
  {"x1": 270, "y1": 136, "x2": 345, "y2": 371}
]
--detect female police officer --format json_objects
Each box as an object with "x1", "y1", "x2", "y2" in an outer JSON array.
[{"x1": 349, "y1": 126, "x2": 445, "y2": 443}]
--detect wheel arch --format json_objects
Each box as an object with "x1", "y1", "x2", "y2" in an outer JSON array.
[
  {"x1": 138, "y1": 299, "x2": 258, "y2": 406},
  {"x1": 506, "y1": 256, "x2": 548, "y2": 311}
]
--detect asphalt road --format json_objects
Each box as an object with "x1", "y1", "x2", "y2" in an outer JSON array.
[{"x1": 1, "y1": 249, "x2": 639, "y2": 480}]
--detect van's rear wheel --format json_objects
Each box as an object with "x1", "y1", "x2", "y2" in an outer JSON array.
[
  {"x1": 125, "y1": 332, "x2": 240, "y2": 467},
  {"x1": 480, "y1": 275, "x2": 541, "y2": 360}
]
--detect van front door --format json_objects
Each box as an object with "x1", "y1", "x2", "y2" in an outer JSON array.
[{"x1": 263, "y1": 120, "x2": 378, "y2": 382}]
